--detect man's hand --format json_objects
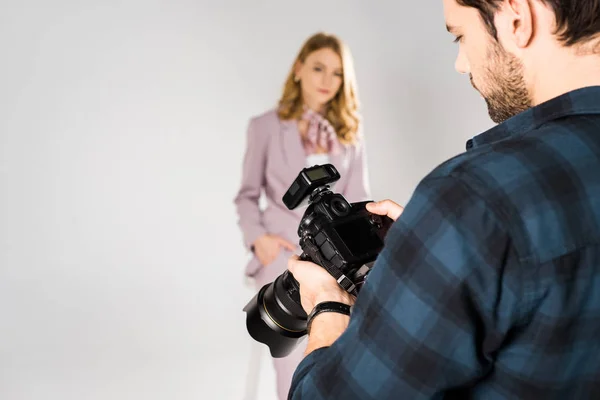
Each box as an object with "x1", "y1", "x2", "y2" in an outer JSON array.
[
  {"x1": 287, "y1": 256, "x2": 354, "y2": 314},
  {"x1": 366, "y1": 199, "x2": 404, "y2": 221},
  {"x1": 286, "y1": 199, "x2": 403, "y2": 357},
  {"x1": 288, "y1": 255, "x2": 355, "y2": 356},
  {"x1": 253, "y1": 234, "x2": 296, "y2": 266}
]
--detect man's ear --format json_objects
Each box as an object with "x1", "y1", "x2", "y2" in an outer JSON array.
[{"x1": 505, "y1": 0, "x2": 534, "y2": 48}]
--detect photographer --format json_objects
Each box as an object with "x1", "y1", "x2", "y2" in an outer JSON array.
[{"x1": 287, "y1": 0, "x2": 600, "y2": 398}]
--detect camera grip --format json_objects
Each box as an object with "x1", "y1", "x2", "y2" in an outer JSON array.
[{"x1": 298, "y1": 237, "x2": 359, "y2": 296}]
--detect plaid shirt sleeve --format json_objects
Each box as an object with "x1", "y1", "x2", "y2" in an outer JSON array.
[{"x1": 289, "y1": 174, "x2": 520, "y2": 399}]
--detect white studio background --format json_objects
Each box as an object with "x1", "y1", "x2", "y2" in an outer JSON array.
[{"x1": 0, "y1": 1, "x2": 493, "y2": 399}]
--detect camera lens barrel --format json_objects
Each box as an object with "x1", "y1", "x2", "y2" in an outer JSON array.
[
  {"x1": 263, "y1": 273, "x2": 307, "y2": 333},
  {"x1": 243, "y1": 272, "x2": 308, "y2": 358}
]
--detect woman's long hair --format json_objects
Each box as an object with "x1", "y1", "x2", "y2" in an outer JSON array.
[{"x1": 277, "y1": 32, "x2": 361, "y2": 145}]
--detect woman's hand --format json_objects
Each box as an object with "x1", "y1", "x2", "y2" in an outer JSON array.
[{"x1": 253, "y1": 234, "x2": 296, "y2": 266}]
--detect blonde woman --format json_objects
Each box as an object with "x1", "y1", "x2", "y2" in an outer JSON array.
[{"x1": 234, "y1": 32, "x2": 370, "y2": 400}]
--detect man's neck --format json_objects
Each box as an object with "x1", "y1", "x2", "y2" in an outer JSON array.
[{"x1": 532, "y1": 49, "x2": 600, "y2": 105}]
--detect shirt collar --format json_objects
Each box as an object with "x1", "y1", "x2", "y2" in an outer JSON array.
[{"x1": 467, "y1": 85, "x2": 600, "y2": 151}]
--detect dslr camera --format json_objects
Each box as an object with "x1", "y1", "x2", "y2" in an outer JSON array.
[{"x1": 243, "y1": 164, "x2": 393, "y2": 357}]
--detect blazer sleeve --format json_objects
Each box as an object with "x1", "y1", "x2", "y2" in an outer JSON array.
[
  {"x1": 233, "y1": 118, "x2": 269, "y2": 250},
  {"x1": 341, "y1": 136, "x2": 371, "y2": 202}
]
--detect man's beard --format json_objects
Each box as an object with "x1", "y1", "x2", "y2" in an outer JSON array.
[{"x1": 471, "y1": 42, "x2": 533, "y2": 124}]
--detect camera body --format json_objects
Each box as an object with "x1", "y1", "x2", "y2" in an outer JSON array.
[
  {"x1": 243, "y1": 163, "x2": 393, "y2": 358},
  {"x1": 285, "y1": 164, "x2": 391, "y2": 293}
]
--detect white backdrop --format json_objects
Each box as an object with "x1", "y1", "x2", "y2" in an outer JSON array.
[{"x1": 0, "y1": 1, "x2": 493, "y2": 399}]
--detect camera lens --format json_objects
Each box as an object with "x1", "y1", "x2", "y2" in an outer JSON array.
[
  {"x1": 330, "y1": 196, "x2": 350, "y2": 217},
  {"x1": 243, "y1": 271, "x2": 308, "y2": 358}
]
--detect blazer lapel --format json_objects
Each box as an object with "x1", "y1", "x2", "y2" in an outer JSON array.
[{"x1": 280, "y1": 118, "x2": 306, "y2": 175}]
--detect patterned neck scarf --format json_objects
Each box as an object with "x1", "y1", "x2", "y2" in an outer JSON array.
[{"x1": 300, "y1": 106, "x2": 342, "y2": 155}]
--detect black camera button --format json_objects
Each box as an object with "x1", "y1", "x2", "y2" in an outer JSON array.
[
  {"x1": 301, "y1": 214, "x2": 316, "y2": 230},
  {"x1": 370, "y1": 215, "x2": 383, "y2": 228},
  {"x1": 321, "y1": 241, "x2": 337, "y2": 260},
  {"x1": 315, "y1": 232, "x2": 327, "y2": 246},
  {"x1": 330, "y1": 254, "x2": 344, "y2": 268},
  {"x1": 370, "y1": 215, "x2": 382, "y2": 224}
]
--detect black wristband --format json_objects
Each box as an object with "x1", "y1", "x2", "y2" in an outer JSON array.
[{"x1": 306, "y1": 301, "x2": 352, "y2": 334}]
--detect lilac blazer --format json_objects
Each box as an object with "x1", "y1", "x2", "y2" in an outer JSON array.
[{"x1": 234, "y1": 109, "x2": 371, "y2": 278}]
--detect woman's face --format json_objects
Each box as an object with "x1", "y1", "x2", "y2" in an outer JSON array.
[{"x1": 295, "y1": 48, "x2": 343, "y2": 111}]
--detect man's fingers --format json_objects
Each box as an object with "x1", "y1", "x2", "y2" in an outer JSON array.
[
  {"x1": 366, "y1": 199, "x2": 404, "y2": 221},
  {"x1": 288, "y1": 255, "x2": 321, "y2": 275}
]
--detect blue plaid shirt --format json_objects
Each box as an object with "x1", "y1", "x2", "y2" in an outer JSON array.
[{"x1": 289, "y1": 86, "x2": 600, "y2": 399}]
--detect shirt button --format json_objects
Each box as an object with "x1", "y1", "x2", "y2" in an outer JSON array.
[{"x1": 466, "y1": 139, "x2": 474, "y2": 150}]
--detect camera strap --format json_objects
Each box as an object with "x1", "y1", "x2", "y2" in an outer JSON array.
[{"x1": 301, "y1": 238, "x2": 359, "y2": 297}]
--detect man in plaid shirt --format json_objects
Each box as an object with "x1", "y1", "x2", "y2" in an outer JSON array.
[{"x1": 287, "y1": 0, "x2": 600, "y2": 398}]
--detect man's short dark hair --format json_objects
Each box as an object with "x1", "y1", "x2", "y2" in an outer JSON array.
[{"x1": 457, "y1": 0, "x2": 600, "y2": 47}]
